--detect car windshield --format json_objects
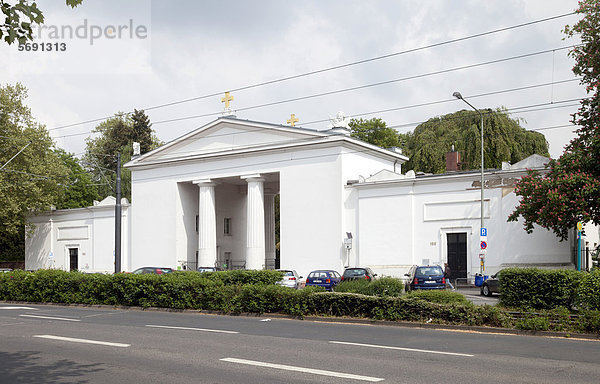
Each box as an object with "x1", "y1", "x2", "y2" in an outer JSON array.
[
  {"x1": 344, "y1": 269, "x2": 366, "y2": 276},
  {"x1": 282, "y1": 271, "x2": 294, "y2": 276},
  {"x1": 416, "y1": 266, "x2": 443, "y2": 276},
  {"x1": 309, "y1": 272, "x2": 329, "y2": 278}
]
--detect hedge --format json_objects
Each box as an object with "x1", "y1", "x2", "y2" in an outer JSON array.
[
  {"x1": 498, "y1": 268, "x2": 583, "y2": 310},
  {"x1": 1, "y1": 269, "x2": 599, "y2": 334},
  {"x1": 334, "y1": 277, "x2": 404, "y2": 297}
]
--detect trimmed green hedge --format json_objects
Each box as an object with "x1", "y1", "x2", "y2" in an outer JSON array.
[
  {"x1": 498, "y1": 268, "x2": 583, "y2": 310},
  {"x1": 1, "y1": 269, "x2": 599, "y2": 334},
  {"x1": 334, "y1": 277, "x2": 404, "y2": 297},
  {"x1": 575, "y1": 269, "x2": 600, "y2": 310},
  {"x1": 405, "y1": 290, "x2": 469, "y2": 305}
]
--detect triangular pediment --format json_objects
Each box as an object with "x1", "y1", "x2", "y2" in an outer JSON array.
[{"x1": 133, "y1": 118, "x2": 328, "y2": 163}]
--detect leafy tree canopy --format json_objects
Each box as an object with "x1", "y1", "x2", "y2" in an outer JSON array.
[
  {"x1": 0, "y1": 0, "x2": 82, "y2": 45},
  {"x1": 83, "y1": 110, "x2": 161, "y2": 201},
  {"x1": 509, "y1": 0, "x2": 600, "y2": 240},
  {"x1": 0, "y1": 83, "x2": 69, "y2": 235},
  {"x1": 54, "y1": 148, "x2": 98, "y2": 209},
  {"x1": 401, "y1": 108, "x2": 549, "y2": 174},
  {"x1": 349, "y1": 118, "x2": 401, "y2": 149}
]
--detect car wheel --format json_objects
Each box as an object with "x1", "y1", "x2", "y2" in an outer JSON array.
[{"x1": 482, "y1": 284, "x2": 492, "y2": 297}]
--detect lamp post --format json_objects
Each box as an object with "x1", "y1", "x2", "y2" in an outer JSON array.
[{"x1": 453, "y1": 92, "x2": 485, "y2": 274}]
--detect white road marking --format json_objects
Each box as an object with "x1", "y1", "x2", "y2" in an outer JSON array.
[
  {"x1": 0, "y1": 306, "x2": 38, "y2": 310},
  {"x1": 145, "y1": 324, "x2": 239, "y2": 334},
  {"x1": 329, "y1": 341, "x2": 474, "y2": 357},
  {"x1": 33, "y1": 335, "x2": 130, "y2": 348},
  {"x1": 220, "y1": 357, "x2": 384, "y2": 382},
  {"x1": 20, "y1": 314, "x2": 80, "y2": 322}
]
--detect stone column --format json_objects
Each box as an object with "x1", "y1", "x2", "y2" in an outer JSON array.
[
  {"x1": 264, "y1": 192, "x2": 276, "y2": 269},
  {"x1": 242, "y1": 175, "x2": 265, "y2": 270},
  {"x1": 193, "y1": 180, "x2": 217, "y2": 268}
]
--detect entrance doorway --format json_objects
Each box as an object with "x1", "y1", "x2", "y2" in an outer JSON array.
[
  {"x1": 68, "y1": 248, "x2": 78, "y2": 271},
  {"x1": 447, "y1": 233, "x2": 467, "y2": 279}
]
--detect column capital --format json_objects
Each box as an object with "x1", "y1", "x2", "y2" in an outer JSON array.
[
  {"x1": 240, "y1": 174, "x2": 265, "y2": 183},
  {"x1": 193, "y1": 179, "x2": 217, "y2": 186}
]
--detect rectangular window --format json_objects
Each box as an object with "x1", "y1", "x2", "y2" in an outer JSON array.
[
  {"x1": 224, "y1": 217, "x2": 231, "y2": 235},
  {"x1": 195, "y1": 215, "x2": 199, "y2": 233}
]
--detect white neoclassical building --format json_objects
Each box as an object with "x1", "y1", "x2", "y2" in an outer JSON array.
[
  {"x1": 26, "y1": 115, "x2": 598, "y2": 281},
  {"x1": 124, "y1": 116, "x2": 407, "y2": 275}
]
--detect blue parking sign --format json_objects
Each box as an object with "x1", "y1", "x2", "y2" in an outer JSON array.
[{"x1": 480, "y1": 227, "x2": 488, "y2": 237}]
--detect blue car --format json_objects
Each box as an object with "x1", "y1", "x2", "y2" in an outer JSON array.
[
  {"x1": 305, "y1": 270, "x2": 341, "y2": 291},
  {"x1": 405, "y1": 265, "x2": 446, "y2": 291}
]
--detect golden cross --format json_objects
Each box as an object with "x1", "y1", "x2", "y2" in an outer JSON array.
[
  {"x1": 287, "y1": 113, "x2": 299, "y2": 127},
  {"x1": 221, "y1": 92, "x2": 234, "y2": 108}
]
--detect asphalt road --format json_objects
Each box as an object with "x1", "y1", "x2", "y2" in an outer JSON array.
[{"x1": 0, "y1": 303, "x2": 598, "y2": 383}]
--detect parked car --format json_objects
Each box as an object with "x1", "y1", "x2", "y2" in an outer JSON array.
[
  {"x1": 404, "y1": 265, "x2": 446, "y2": 291},
  {"x1": 197, "y1": 266, "x2": 220, "y2": 273},
  {"x1": 341, "y1": 267, "x2": 377, "y2": 281},
  {"x1": 275, "y1": 269, "x2": 302, "y2": 289},
  {"x1": 480, "y1": 271, "x2": 501, "y2": 296},
  {"x1": 0, "y1": 268, "x2": 13, "y2": 273},
  {"x1": 131, "y1": 267, "x2": 173, "y2": 275},
  {"x1": 305, "y1": 270, "x2": 341, "y2": 291}
]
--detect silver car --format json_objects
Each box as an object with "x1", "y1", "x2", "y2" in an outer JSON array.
[{"x1": 276, "y1": 270, "x2": 302, "y2": 289}]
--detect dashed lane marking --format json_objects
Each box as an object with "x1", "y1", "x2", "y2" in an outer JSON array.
[
  {"x1": 220, "y1": 357, "x2": 384, "y2": 382},
  {"x1": 33, "y1": 335, "x2": 130, "y2": 348},
  {"x1": 329, "y1": 341, "x2": 474, "y2": 357},
  {"x1": 146, "y1": 324, "x2": 239, "y2": 334},
  {"x1": 20, "y1": 314, "x2": 80, "y2": 322}
]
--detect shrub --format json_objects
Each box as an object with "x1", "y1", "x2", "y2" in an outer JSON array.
[
  {"x1": 405, "y1": 290, "x2": 468, "y2": 304},
  {"x1": 334, "y1": 277, "x2": 404, "y2": 297},
  {"x1": 575, "y1": 269, "x2": 600, "y2": 310},
  {"x1": 516, "y1": 316, "x2": 550, "y2": 331},
  {"x1": 499, "y1": 268, "x2": 583, "y2": 310}
]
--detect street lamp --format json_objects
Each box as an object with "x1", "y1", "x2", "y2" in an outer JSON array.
[{"x1": 453, "y1": 92, "x2": 485, "y2": 274}]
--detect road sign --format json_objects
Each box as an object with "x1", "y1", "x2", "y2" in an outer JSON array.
[
  {"x1": 480, "y1": 241, "x2": 488, "y2": 250},
  {"x1": 577, "y1": 222, "x2": 583, "y2": 231},
  {"x1": 480, "y1": 228, "x2": 488, "y2": 237}
]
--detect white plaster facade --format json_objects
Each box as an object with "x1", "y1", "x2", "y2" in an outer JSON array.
[
  {"x1": 25, "y1": 196, "x2": 130, "y2": 273},
  {"x1": 25, "y1": 117, "x2": 592, "y2": 280},
  {"x1": 345, "y1": 156, "x2": 578, "y2": 281},
  {"x1": 125, "y1": 117, "x2": 406, "y2": 276}
]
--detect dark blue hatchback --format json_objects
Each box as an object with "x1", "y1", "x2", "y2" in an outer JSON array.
[
  {"x1": 405, "y1": 265, "x2": 446, "y2": 291},
  {"x1": 305, "y1": 270, "x2": 341, "y2": 291}
]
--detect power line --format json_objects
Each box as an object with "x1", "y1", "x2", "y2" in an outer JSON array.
[
  {"x1": 50, "y1": 46, "x2": 581, "y2": 142},
  {"x1": 47, "y1": 12, "x2": 577, "y2": 131},
  {"x1": 146, "y1": 46, "x2": 576, "y2": 127},
  {"x1": 50, "y1": 84, "x2": 584, "y2": 145}
]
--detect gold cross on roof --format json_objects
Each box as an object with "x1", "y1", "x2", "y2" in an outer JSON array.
[
  {"x1": 221, "y1": 92, "x2": 234, "y2": 108},
  {"x1": 287, "y1": 113, "x2": 299, "y2": 127}
]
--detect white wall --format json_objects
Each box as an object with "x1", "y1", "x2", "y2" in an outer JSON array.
[
  {"x1": 353, "y1": 171, "x2": 572, "y2": 279},
  {"x1": 25, "y1": 202, "x2": 129, "y2": 273}
]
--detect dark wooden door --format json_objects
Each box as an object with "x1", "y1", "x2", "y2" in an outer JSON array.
[
  {"x1": 447, "y1": 233, "x2": 467, "y2": 279},
  {"x1": 69, "y1": 248, "x2": 78, "y2": 271}
]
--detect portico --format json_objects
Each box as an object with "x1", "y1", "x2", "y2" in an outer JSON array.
[{"x1": 187, "y1": 173, "x2": 279, "y2": 270}]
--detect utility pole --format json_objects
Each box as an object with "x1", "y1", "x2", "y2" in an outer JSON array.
[{"x1": 114, "y1": 153, "x2": 122, "y2": 273}]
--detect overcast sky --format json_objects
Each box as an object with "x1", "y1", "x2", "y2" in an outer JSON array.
[{"x1": 0, "y1": 0, "x2": 585, "y2": 159}]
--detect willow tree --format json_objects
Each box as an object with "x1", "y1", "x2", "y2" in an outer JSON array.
[{"x1": 402, "y1": 108, "x2": 549, "y2": 174}]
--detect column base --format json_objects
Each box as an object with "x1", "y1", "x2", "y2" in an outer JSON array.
[{"x1": 246, "y1": 248, "x2": 264, "y2": 270}]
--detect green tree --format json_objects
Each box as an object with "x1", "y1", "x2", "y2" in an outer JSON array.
[
  {"x1": 83, "y1": 110, "x2": 161, "y2": 201},
  {"x1": 402, "y1": 109, "x2": 549, "y2": 174},
  {"x1": 509, "y1": 0, "x2": 600, "y2": 240},
  {"x1": 54, "y1": 149, "x2": 98, "y2": 209},
  {"x1": 0, "y1": 83, "x2": 69, "y2": 236},
  {"x1": 349, "y1": 118, "x2": 401, "y2": 148},
  {"x1": 0, "y1": 0, "x2": 82, "y2": 45}
]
